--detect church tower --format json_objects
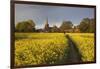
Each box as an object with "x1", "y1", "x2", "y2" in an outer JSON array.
[{"x1": 44, "y1": 18, "x2": 50, "y2": 32}]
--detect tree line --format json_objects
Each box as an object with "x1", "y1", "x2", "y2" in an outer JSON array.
[{"x1": 15, "y1": 18, "x2": 95, "y2": 33}]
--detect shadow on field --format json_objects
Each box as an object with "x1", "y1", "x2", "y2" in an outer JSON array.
[
  {"x1": 65, "y1": 35, "x2": 82, "y2": 64},
  {"x1": 15, "y1": 36, "x2": 28, "y2": 40}
]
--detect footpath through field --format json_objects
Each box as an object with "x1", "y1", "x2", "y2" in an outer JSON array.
[{"x1": 65, "y1": 34, "x2": 82, "y2": 63}]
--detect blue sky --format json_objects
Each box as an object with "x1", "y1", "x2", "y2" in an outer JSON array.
[{"x1": 15, "y1": 4, "x2": 94, "y2": 29}]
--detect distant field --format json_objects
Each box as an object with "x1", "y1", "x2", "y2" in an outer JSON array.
[{"x1": 15, "y1": 33, "x2": 95, "y2": 66}]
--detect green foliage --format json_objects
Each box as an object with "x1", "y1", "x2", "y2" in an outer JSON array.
[
  {"x1": 78, "y1": 18, "x2": 95, "y2": 33},
  {"x1": 89, "y1": 19, "x2": 95, "y2": 33},
  {"x1": 15, "y1": 18, "x2": 95, "y2": 33},
  {"x1": 51, "y1": 25, "x2": 59, "y2": 32},
  {"x1": 15, "y1": 20, "x2": 35, "y2": 32},
  {"x1": 60, "y1": 21, "x2": 73, "y2": 32}
]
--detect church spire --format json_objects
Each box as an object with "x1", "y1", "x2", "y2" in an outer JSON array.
[
  {"x1": 45, "y1": 17, "x2": 48, "y2": 25},
  {"x1": 44, "y1": 17, "x2": 50, "y2": 32}
]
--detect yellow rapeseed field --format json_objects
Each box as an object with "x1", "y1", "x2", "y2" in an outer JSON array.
[
  {"x1": 15, "y1": 33, "x2": 69, "y2": 66},
  {"x1": 15, "y1": 33, "x2": 95, "y2": 66},
  {"x1": 67, "y1": 33, "x2": 94, "y2": 61}
]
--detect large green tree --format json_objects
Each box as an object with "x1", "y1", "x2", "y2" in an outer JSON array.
[
  {"x1": 15, "y1": 20, "x2": 35, "y2": 32},
  {"x1": 89, "y1": 19, "x2": 95, "y2": 33},
  {"x1": 60, "y1": 21, "x2": 73, "y2": 32},
  {"x1": 78, "y1": 18, "x2": 95, "y2": 33},
  {"x1": 51, "y1": 25, "x2": 59, "y2": 32}
]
